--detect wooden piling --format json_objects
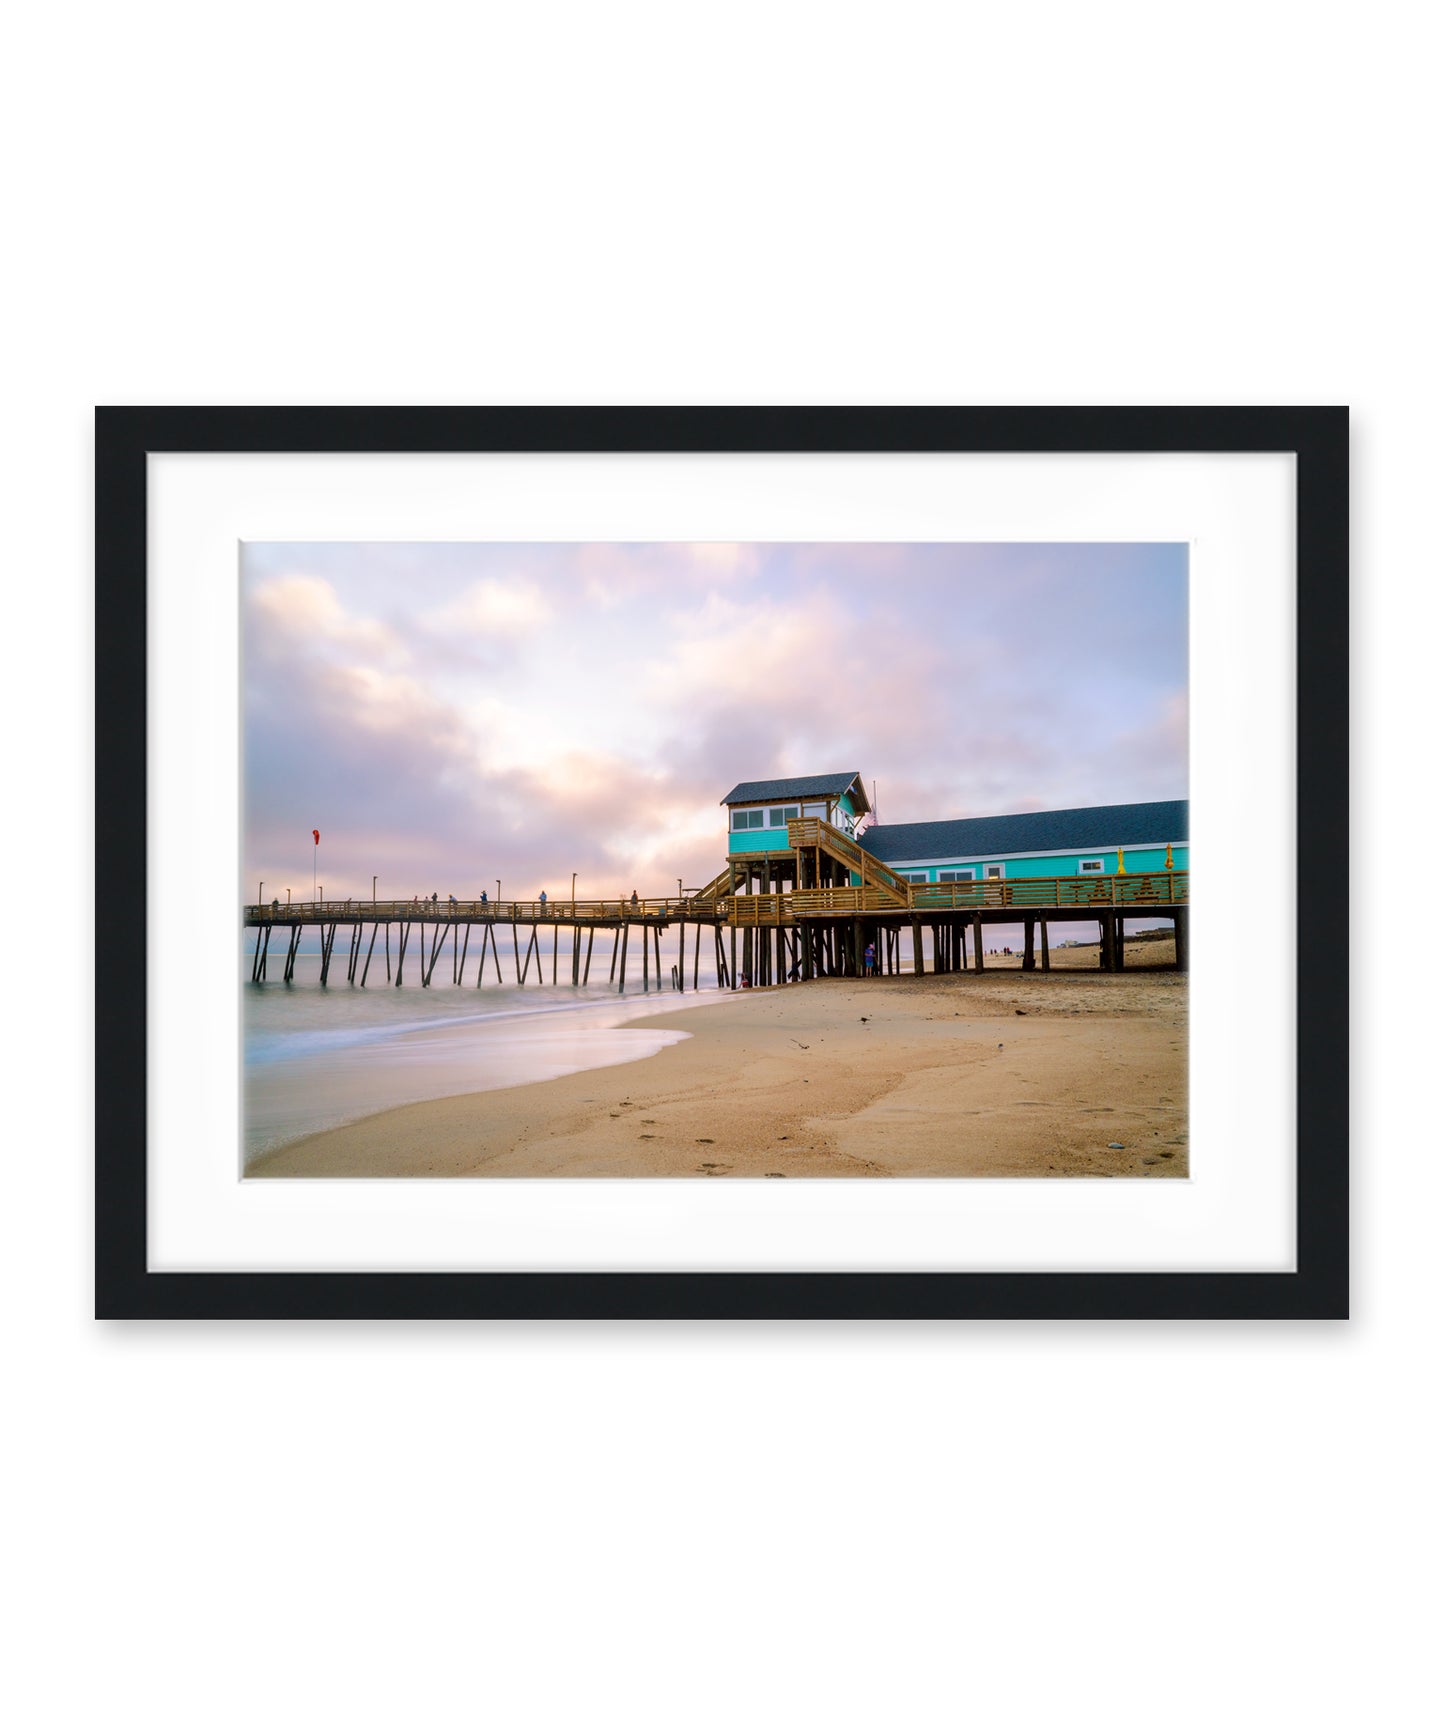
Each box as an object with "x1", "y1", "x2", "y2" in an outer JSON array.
[
  {"x1": 1040, "y1": 920, "x2": 1050, "y2": 972},
  {"x1": 458, "y1": 923, "x2": 471, "y2": 983},
  {"x1": 1023, "y1": 915, "x2": 1036, "y2": 971},
  {"x1": 610, "y1": 926, "x2": 620, "y2": 983},
  {"x1": 584, "y1": 927, "x2": 595, "y2": 985},
  {"x1": 618, "y1": 922, "x2": 630, "y2": 993},
  {"x1": 972, "y1": 912, "x2": 984, "y2": 972},
  {"x1": 384, "y1": 922, "x2": 391, "y2": 982},
  {"x1": 693, "y1": 922, "x2": 701, "y2": 990},
  {"x1": 1174, "y1": 908, "x2": 1188, "y2": 971},
  {"x1": 360, "y1": 923, "x2": 379, "y2": 986}
]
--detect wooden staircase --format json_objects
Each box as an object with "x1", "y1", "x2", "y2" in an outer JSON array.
[
  {"x1": 787, "y1": 816, "x2": 913, "y2": 904},
  {"x1": 685, "y1": 864, "x2": 735, "y2": 908}
]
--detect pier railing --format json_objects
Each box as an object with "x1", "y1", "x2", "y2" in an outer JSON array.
[
  {"x1": 244, "y1": 896, "x2": 724, "y2": 925},
  {"x1": 729, "y1": 870, "x2": 1188, "y2": 923},
  {"x1": 245, "y1": 871, "x2": 1187, "y2": 929}
]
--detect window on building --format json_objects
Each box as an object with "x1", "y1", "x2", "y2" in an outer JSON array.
[
  {"x1": 801, "y1": 803, "x2": 828, "y2": 819},
  {"x1": 939, "y1": 869, "x2": 975, "y2": 883},
  {"x1": 984, "y1": 864, "x2": 1004, "y2": 879},
  {"x1": 903, "y1": 871, "x2": 928, "y2": 883},
  {"x1": 768, "y1": 805, "x2": 801, "y2": 826},
  {"x1": 731, "y1": 809, "x2": 766, "y2": 831},
  {"x1": 1078, "y1": 858, "x2": 1106, "y2": 875}
]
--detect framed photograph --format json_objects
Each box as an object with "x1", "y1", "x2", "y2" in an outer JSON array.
[{"x1": 95, "y1": 406, "x2": 1348, "y2": 1318}]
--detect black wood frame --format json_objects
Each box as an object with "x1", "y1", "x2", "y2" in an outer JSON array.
[{"x1": 95, "y1": 406, "x2": 1348, "y2": 1319}]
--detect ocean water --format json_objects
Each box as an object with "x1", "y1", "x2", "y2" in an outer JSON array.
[{"x1": 242, "y1": 931, "x2": 731, "y2": 1160}]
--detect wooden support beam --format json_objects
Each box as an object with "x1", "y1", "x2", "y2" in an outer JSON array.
[
  {"x1": 458, "y1": 923, "x2": 471, "y2": 983},
  {"x1": 553, "y1": 924, "x2": 558, "y2": 985},
  {"x1": 1174, "y1": 908, "x2": 1188, "y2": 971},
  {"x1": 384, "y1": 922, "x2": 391, "y2": 982},
  {"x1": 251, "y1": 924, "x2": 265, "y2": 982},
  {"x1": 972, "y1": 912, "x2": 984, "y2": 972},
  {"x1": 513, "y1": 923, "x2": 522, "y2": 984},
  {"x1": 678, "y1": 920, "x2": 686, "y2": 992},
  {"x1": 618, "y1": 922, "x2": 629, "y2": 994},
  {"x1": 693, "y1": 921, "x2": 701, "y2": 990},
  {"x1": 395, "y1": 921, "x2": 409, "y2": 986},
  {"x1": 1023, "y1": 914, "x2": 1036, "y2": 971},
  {"x1": 1040, "y1": 919, "x2": 1050, "y2": 972},
  {"x1": 424, "y1": 920, "x2": 448, "y2": 987},
  {"x1": 610, "y1": 926, "x2": 620, "y2": 984},
  {"x1": 654, "y1": 924, "x2": 662, "y2": 989},
  {"x1": 912, "y1": 919, "x2": 923, "y2": 976},
  {"x1": 643, "y1": 922, "x2": 651, "y2": 990},
  {"x1": 584, "y1": 926, "x2": 595, "y2": 985}
]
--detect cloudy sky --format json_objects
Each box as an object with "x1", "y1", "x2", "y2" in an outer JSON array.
[{"x1": 242, "y1": 542, "x2": 1187, "y2": 902}]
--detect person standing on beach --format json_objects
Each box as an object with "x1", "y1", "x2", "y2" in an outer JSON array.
[{"x1": 864, "y1": 940, "x2": 876, "y2": 976}]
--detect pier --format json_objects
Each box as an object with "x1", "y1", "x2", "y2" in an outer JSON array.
[{"x1": 243, "y1": 858, "x2": 1188, "y2": 989}]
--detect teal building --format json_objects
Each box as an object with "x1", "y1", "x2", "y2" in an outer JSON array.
[{"x1": 719, "y1": 774, "x2": 1186, "y2": 894}]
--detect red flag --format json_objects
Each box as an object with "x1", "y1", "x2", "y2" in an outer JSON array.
[{"x1": 313, "y1": 829, "x2": 320, "y2": 845}]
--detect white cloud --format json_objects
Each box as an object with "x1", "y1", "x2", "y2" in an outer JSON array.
[
  {"x1": 250, "y1": 574, "x2": 401, "y2": 661},
  {"x1": 426, "y1": 577, "x2": 554, "y2": 637}
]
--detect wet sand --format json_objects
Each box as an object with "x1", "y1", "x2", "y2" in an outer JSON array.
[{"x1": 248, "y1": 938, "x2": 1187, "y2": 1178}]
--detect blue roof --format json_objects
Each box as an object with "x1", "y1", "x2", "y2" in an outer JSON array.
[
  {"x1": 860, "y1": 800, "x2": 1188, "y2": 863},
  {"x1": 722, "y1": 772, "x2": 868, "y2": 811}
]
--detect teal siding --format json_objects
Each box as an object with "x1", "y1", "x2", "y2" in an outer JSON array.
[
  {"x1": 729, "y1": 826, "x2": 791, "y2": 856},
  {"x1": 871, "y1": 845, "x2": 1189, "y2": 881}
]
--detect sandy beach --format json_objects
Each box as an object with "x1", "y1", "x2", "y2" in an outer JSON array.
[{"x1": 247, "y1": 936, "x2": 1186, "y2": 1179}]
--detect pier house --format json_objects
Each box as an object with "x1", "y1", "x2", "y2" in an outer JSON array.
[{"x1": 721, "y1": 772, "x2": 871, "y2": 897}]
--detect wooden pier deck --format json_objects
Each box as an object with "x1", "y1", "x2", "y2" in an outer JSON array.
[{"x1": 242, "y1": 869, "x2": 1187, "y2": 988}]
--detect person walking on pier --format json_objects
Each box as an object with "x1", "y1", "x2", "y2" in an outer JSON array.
[
  {"x1": 479, "y1": 890, "x2": 487, "y2": 906},
  {"x1": 539, "y1": 889, "x2": 547, "y2": 910}
]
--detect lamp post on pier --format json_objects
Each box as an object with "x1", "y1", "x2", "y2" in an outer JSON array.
[
  {"x1": 372, "y1": 875, "x2": 377, "y2": 905},
  {"x1": 571, "y1": 871, "x2": 577, "y2": 912}
]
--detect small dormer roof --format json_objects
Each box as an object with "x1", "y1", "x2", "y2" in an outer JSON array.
[{"x1": 721, "y1": 772, "x2": 870, "y2": 815}]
